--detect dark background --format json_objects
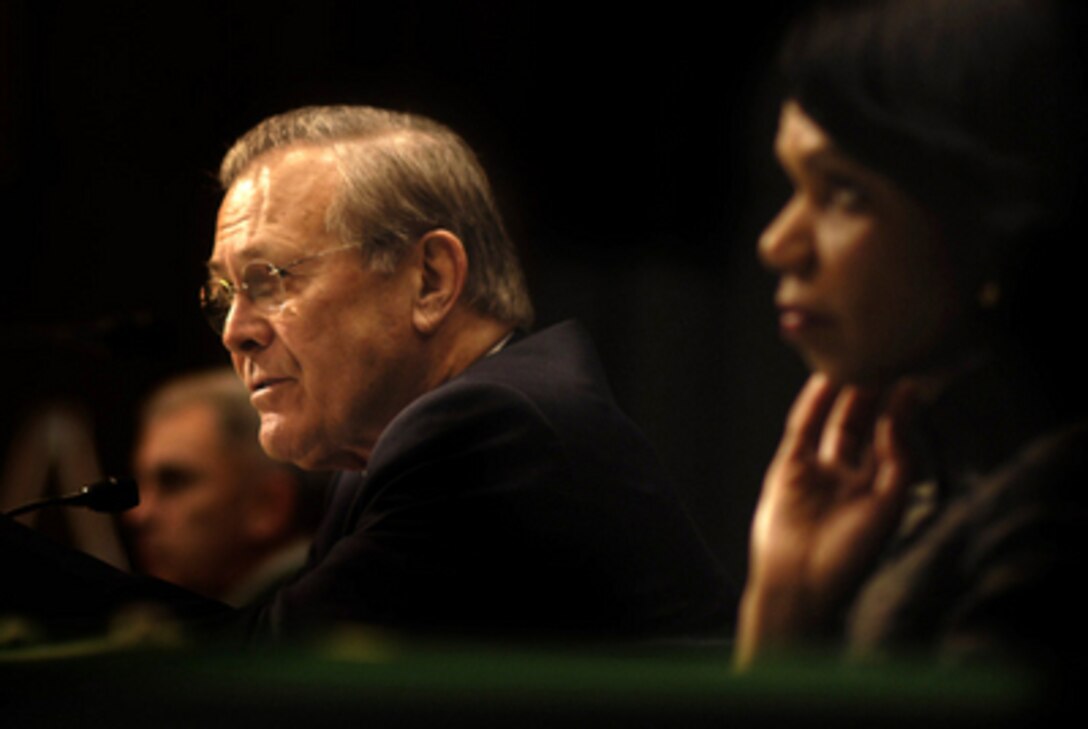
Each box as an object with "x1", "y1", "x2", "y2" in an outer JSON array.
[{"x1": 1, "y1": 1, "x2": 808, "y2": 582}]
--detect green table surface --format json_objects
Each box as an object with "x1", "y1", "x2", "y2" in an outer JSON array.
[{"x1": 0, "y1": 622, "x2": 1053, "y2": 727}]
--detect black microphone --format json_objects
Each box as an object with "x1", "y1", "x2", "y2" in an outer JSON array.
[{"x1": 4, "y1": 476, "x2": 139, "y2": 518}]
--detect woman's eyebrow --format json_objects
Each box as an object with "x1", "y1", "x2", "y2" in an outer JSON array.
[{"x1": 787, "y1": 143, "x2": 880, "y2": 187}]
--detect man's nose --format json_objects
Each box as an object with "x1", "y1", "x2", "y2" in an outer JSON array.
[
  {"x1": 124, "y1": 487, "x2": 155, "y2": 528},
  {"x1": 221, "y1": 294, "x2": 274, "y2": 354},
  {"x1": 758, "y1": 194, "x2": 815, "y2": 275}
]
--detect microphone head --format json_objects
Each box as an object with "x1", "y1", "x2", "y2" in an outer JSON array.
[{"x1": 77, "y1": 476, "x2": 140, "y2": 513}]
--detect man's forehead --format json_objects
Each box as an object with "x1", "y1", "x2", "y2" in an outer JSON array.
[
  {"x1": 143, "y1": 401, "x2": 221, "y2": 442},
  {"x1": 209, "y1": 145, "x2": 342, "y2": 270},
  {"x1": 231, "y1": 144, "x2": 341, "y2": 192}
]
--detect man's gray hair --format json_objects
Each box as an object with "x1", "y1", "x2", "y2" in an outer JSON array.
[
  {"x1": 219, "y1": 105, "x2": 533, "y2": 330},
  {"x1": 141, "y1": 367, "x2": 262, "y2": 455}
]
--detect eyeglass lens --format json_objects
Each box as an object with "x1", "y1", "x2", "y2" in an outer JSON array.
[{"x1": 199, "y1": 262, "x2": 286, "y2": 334}]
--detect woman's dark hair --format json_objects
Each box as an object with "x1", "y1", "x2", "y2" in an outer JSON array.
[{"x1": 779, "y1": 0, "x2": 1087, "y2": 400}]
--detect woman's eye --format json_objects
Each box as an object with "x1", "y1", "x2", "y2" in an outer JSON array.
[{"x1": 823, "y1": 176, "x2": 867, "y2": 210}]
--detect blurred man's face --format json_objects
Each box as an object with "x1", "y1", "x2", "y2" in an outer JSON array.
[{"x1": 125, "y1": 403, "x2": 257, "y2": 598}]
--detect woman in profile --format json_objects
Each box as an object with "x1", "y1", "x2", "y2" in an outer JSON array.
[{"x1": 738, "y1": 0, "x2": 1088, "y2": 674}]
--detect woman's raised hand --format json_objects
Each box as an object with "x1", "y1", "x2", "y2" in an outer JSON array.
[{"x1": 735, "y1": 373, "x2": 915, "y2": 667}]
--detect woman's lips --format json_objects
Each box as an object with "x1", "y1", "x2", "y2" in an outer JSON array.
[{"x1": 777, "y1": 305, "x2": 830, "y2": 339}]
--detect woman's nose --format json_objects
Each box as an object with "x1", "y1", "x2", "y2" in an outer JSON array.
[{"x1": 758, "y1": 194, "x2": 815, "y2": 275}]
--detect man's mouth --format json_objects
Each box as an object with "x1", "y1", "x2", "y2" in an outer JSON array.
[
  {"x1": 250, "y1": 377, "x2": 293, "y2": 401},
  {"x1": 251, "y1": 376, "x2": 285, "y2": 392}
]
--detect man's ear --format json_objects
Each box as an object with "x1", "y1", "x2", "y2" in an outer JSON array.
[{"x1": 413, "y1": 229, "x2": 468, "y2": 335}]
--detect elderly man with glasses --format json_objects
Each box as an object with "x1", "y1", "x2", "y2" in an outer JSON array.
[{"x1": 195, "y1": 106, "x2": 733, "y2": 642}]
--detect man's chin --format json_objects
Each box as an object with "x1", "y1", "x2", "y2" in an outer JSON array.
[
  {"x1": 258, "y1": 417, "x2": 305, "y2": 464},
  {"x1": 258, "y1": 415, "x2": 371, "y2": 471}
]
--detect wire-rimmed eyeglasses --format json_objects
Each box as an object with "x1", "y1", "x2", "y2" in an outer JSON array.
[{"x1": 200, "y1": 243, "x2": 359, "y2": 335}]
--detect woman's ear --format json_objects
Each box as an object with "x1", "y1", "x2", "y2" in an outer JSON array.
[{"x1": 412, "y1": 229, "x2": 468, "y2": 335}]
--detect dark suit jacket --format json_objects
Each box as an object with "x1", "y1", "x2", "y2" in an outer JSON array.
[
  {"x1": 245, "y1": 321, "x2": 734, "y2": 641},
  {"x1": 2, "y1": 322, "x2": 732, "y2": 644},
  {"x1": 845, "y1": 359, "x2": 1088, "y2": 676}
]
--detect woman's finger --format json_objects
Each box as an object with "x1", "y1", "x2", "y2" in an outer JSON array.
[
  {"x1": 777, "y1": 373, "x2": 839, "y2": 461},
  {"x1": 818, "y1": 385, "x2": 880, "y2": 466},
  {"x1": 872, "y1": 380, "x2": 919, "y2": 497}
]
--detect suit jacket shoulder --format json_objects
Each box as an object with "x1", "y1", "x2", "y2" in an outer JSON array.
[{"x1": 251, "y1": 321, "x2": 733, "y2": 641}]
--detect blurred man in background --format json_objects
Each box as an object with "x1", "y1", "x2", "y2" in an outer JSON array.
[{"x1": 125, "y1": 368, "x2": 323, "y2": 606}]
